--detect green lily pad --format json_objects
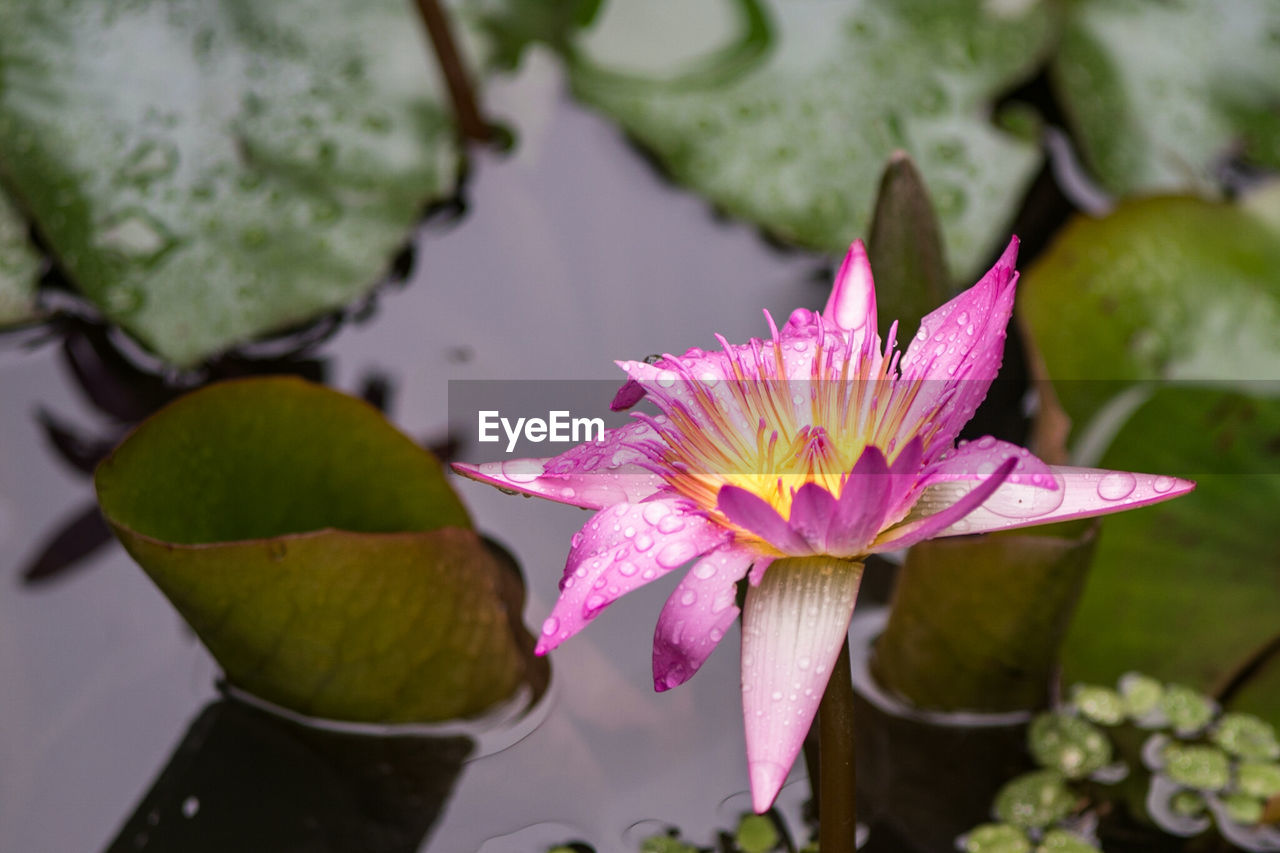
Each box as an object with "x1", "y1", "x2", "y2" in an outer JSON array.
[
  {"x1": 95, "y1": 377, "x2": 546, "y2": 723},
  {"x1": 994, "y1": 769, "x2": 1078, "y2": 831},
  {"x1": 1170, "y1": 789, "x2": 1207, "y2": 818},
  {"x1": 547, "y1": 0, "x2": 1054, "y2": 278},
  {"x1": 1161, "y1": 743, "x2": 1231, "y2": 792},
  {"x1": 1019, "y1": 195, "x2": 1280, "y2": 429},
  {"x1": 964, "y1": 823, "x2": 1030, "y2": 853},
  {"x1": 1029, "y1": 712, "x2": 1113, "y2": 779},
  {"x1": 0, "y1": 191, "x2": 40, "y2": 325},
  {"x1": 1060, "y1": 389, "x2": 1280, "y2": 716},
  {"x1": 1052, "y1": 0, "x2": 1280, "y2": 196},
  {"x1": 0, "y1": 0, "x2": 477, "y2": 366}
]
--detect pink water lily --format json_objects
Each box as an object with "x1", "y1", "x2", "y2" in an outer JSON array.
[{"x1": 453, "y1": 236, "x2": 1194, "y2": 812}]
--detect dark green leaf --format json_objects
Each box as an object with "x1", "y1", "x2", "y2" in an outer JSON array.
[
  {"x1": 867, "y1": 151, "x2": 951, "y2": 340},
  {"x1": 872, "y1": 521, "x2": 1097, "y2": 712},
  {"x1": 1061, "y1": 390, "x2": 1280, "y2": 715}
]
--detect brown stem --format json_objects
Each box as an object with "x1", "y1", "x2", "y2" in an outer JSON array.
[
  {"x1": 819, "y1": 640, "x2": 857, "y2": 852},
  {"x1": 413, "y1": 0, "x2": 492, "y2": 142}
]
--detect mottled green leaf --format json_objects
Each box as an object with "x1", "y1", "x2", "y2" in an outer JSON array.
[
  {"x1": 1221, "y1": 792, "x2": 1266, "y2": 826},
  {"x1": 1160, "y1": 685, "x2": 1217, "y2": 736},
  {"x1": 95, "y1": 377, "x2": 546, "y2": 723},
  {"x1": 1119, "y1": 673, "x2": 1163, "y2": 720},
  {"x1": 1052, "y1": 0, "x2": 1280, "y2": 196},
  {"x1": 734, "y1": 814, "x2": 779, "y2": 853},
  {"x1": 1238, "y1": 762, "x2": 1280, "y2": 800},
  {"x1": 1071, "y1": 684, "x2": 1125, "y2": 726},
  {"x1": 1213, "y1": 713, "x2": 1280, "y2": 761},
  {"x1": 994, "y1": 770, "x2": 1077, "y2": 830},
  {"x1": 0, "y1": 191, "x2": 40, "y2": 325},
  {"x1": 1029, "y1": 713, "x2": 1112, "y2": 780},
  {"x1": 1161, "y1": 743, "x2": 1230, "y2": 792},
  {"x1": 0, "y1": 0, "x2": 474, "y2": 365},
  {"x1": 554, "y1": 0, "x2": 1055, "y2": 277},
  {"x1": 964, "y1": 823, "x2": 1030, "y2": 853},
  {"x1": 1036, "y1": 829, "x2": 1100, "y2": 853}
]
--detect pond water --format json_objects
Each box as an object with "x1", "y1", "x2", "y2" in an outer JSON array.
[{"x1": 0, "y1": 56, "x2": 863, "y2": 853}]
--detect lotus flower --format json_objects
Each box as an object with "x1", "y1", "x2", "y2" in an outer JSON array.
[{"x1": 453, "y1": 237, "x2": 1194, "y2": 812}]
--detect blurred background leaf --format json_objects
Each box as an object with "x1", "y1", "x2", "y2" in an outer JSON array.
[
  {"x1": 0, "y1": 0, "x2": 487, "y2": 365},
  {"x1": 477, "y1": 0, "x2": 1056, "y2": 279},
  {"x1": 0, "y1": 190, "x2": 40, "y2": 324},
  {"x1": 1052, "y1": 0, "x2": 1280, "y2": 196},
  {"x1": 95, "y1": 377, "x2": 547, "y2": 723}
]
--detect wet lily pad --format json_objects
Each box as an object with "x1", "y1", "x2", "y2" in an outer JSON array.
[
  {"x1": 550, "y1": 0, "x2": 1055, "y2": 277},
  {"x1": 95, "y1": 377, "x2": 545, "y2": 722},
  {"x1": 0, "y1": 191, "x2": 40, "y2": 325},
  {"x1": 1052, "y1": 0, "x2": 1280, "y2": 196},
  {"x1": 0, "y1": 0, "x2": 477, "y2": 366},
  {"x1": 1019, "y1": 194, "x2": 1280, "y2": 428}
]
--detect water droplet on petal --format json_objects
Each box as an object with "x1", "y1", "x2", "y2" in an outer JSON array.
[
  {"x1": 694, "y1": 561, "x2": 716, "y2": 580},
  {"x1": 501, "y1": 459, "x2": 543, "y2": 484},
  {"x1": 541, "y1": 617, "x2": 559, "y2": 636},
  {"x1": 656, "y1": 540, "x2": 697, "y2": 568},
  {"x1": 634, "y1": 533, "x2": 654, "y2": 552},
  {"x1": 1097, "y1": 471, "x2": 1137, "y2": 501},
  {"x1": 642, "y1": 503, "x2": 671, "y2": 525},
  {"x1": 617, "y1": 561, "x2": 638, "y2": 577},
  {"x1": 657, "y1": 515, "x2": 685, "y2": 534},
  {"x1": 1153, "y1": 475, "x2": 1175, "y2": 493},
  {"x1": 680, "y1": 590, "x2": 697, "y2": 606}
]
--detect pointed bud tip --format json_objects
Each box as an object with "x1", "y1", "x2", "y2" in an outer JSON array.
[{"x1": 749, "y1": 760, "x2": 787, "y2": 813}]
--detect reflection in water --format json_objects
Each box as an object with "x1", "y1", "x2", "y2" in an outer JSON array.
[{"x1": 103, "y1": 699, "x2": 472, "y2": 853}]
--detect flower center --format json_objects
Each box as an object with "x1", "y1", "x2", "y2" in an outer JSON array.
[{"x1": 639, "y1": 310, "x2": 939, "y2": 527}]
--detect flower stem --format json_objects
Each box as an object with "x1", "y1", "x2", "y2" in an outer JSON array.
[
  {"x1": 412, "y1": 0, "x2": 492, "y2": 142},
  {"x1": 818, "y1": 639, "x2": 857, "y2": 852}
]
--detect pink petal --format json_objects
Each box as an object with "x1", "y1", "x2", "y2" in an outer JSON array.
[
  {"x1": 898, "y1": 237, "x2": 1020, "y2": 458},
  {"x1": 718, "y1": 486, "x2": 811, "y2": 555},
  {"x1": 925, "y1": 466, "x2": 1196, "y2": 537},
  {"x1": 536, "y1": 500, "x2": 729, "y2": 654},
  {"x1": 920, "y1": 436, "x2": 1057, "y2": 491},
  {"x1": 741, "y1": 557, "x2": 865, "y2": 813},
  {"x1": 822, "y1": 240, "x2": 878, "y2": 350},
  {"x1": 652, "y1": 543, "x2": 764, "y2": 691},
  {"x1": 451, "y1": 420, "x2": 665, "y2": 510},
  {"x1": 787, "y1": 483, "x2": 837, "y2": 551},
  {"x1": 872, "y1": 456, "x2": 1017, "y2": 551},
  {"x1": 826, "y1": 445, "x2": 894, "y2": 556}
]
